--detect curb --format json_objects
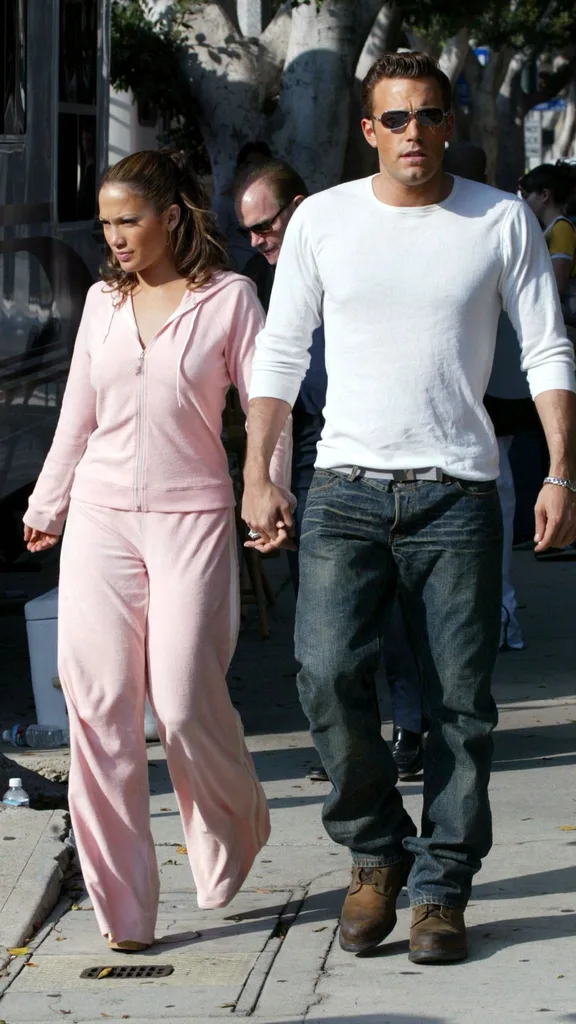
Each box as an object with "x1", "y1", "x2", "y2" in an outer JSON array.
[{"x1": 0, "y1": 809, "x2": 73, "y2": 954}]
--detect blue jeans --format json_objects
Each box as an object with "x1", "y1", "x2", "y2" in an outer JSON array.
[
  {"x1": 295, "y1": 470, "x2": 502, "y2": 909},
  {"x1": 290, "y1": 476, "x2": 423, "y2": 732}
]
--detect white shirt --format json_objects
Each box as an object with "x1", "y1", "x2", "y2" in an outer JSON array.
[{"x1": 249, "y1": 175, "x2": 575, "y2": 480}]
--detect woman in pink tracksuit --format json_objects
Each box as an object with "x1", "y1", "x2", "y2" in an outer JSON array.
[{"x1": 23, "y1": 150, "x2": 293, "y2": 952}]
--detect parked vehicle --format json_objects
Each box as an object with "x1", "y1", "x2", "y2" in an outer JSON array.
[{"x1": 0, "y1": 0, "x2": 110, "y2": 562}]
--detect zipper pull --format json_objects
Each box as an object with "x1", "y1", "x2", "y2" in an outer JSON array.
[{"x1": 135, "y1": 352, "x2": 145, "y2": 375}]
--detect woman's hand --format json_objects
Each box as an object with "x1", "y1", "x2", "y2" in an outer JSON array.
[{"x1": 24, "y1": 526, "x2": 60, "y2": 553}]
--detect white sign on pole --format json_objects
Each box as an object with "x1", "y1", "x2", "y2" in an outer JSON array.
[{"x1": 524, "y1": 110, "x2": 543, "y2": 170}]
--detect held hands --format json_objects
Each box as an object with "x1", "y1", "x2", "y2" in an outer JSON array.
[
  {"x1": 534, "y1": 483, "x2": 576, "y2": 552},
  {"x1": 242, "y1": 478, "x2": 297, "y2": 554},
  {"x1": 23, "y1": 526, "x2": 60, "y2": 554}
]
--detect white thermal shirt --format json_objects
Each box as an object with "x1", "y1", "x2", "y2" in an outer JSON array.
[{"x1": 249, "y1": 175, "x2": 575, "y2": 480}]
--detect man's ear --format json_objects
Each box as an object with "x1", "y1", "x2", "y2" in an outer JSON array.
[
  {"x1": 293, "y1": 194, "x2": 306, "y2": 208},
  {"x1": 361, "y1": 117, "x2": 378, "y2": 150}
]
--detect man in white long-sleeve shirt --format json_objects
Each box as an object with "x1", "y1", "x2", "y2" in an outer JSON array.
[{"x1": 242, "y1": 52, "x2": 576, "y2": 965}]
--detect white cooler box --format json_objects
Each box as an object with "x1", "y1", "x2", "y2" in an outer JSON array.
[{"x1": 24, "y1": 588, "x2": 159, "y2": 739}]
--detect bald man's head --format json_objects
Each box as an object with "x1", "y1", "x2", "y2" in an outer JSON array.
[{"x1": 443, "y1": 141, "x2": 487, "y2": 184}]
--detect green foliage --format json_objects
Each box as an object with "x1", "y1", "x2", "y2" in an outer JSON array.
[
  {"x1": 110, "y1": 0, "x2": 210, "y2": 171},
  {"x1": 401, "y1": 0, "x2": 576, "y2": 52}
]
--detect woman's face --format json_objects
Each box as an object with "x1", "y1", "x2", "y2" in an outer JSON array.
[
  {"x1": 522, "y1": 188, "x2": 549, "y2": 224},
  {"x1": 99, "y1": 183, "x2": 180, "y2": 274}
]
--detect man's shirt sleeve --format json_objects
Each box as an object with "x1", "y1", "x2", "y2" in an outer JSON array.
[{"x1": 249, "y1": 202, "x2": 324, "y2": 407}]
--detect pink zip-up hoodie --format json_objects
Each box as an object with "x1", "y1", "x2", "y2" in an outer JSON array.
[{"x1": 24, "y1": 271, "x2": 292, "y2": 535}]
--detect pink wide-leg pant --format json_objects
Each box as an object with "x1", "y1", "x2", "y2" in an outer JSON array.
[{"x1": 58, "y1": 500, "x2": 270, "y2": 945}]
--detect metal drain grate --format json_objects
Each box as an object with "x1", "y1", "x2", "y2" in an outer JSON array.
[{"x1": 81, "y1": 965, "x2": 174, "y2": 980}]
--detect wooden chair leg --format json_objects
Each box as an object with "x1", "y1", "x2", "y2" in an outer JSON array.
[
  {"x1": 233, "y1": 503, "x2": 272, "y2": 639},
  {"x1": 244, "y1": 548, "x2": 270, "y2": 639},
  {"x1": 260, "y1": 562, "x2": 275, "y2": 607}
]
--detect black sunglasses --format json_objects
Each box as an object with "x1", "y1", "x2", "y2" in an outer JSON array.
[
  {"x1": 372, "y1": 107, "x2": 450, "y2": 131},
  {"x1": 238, "y1": 198, "x2": 294, "y2": 238}
]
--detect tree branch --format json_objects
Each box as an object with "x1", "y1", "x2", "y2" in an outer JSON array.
[
  {"x1": 355, "y1": 3, "x2": 402, "y2": 83},
  {"x1": 523, "y1": 56, "x2": 576, "y2": 113},
  {"x1": 259, "y1": 0, "x2": 292, "y2": 74},
  {"x1": 438, "y1": 27, "x2": 470, "y2": 85}
]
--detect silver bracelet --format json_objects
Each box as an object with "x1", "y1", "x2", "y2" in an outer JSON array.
[{"x1": 543, "y1": 476, "x2": 576, "y2": 493}]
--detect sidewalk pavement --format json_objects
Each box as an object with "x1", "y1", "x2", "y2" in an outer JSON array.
[{"x1": 0, "y1": 550, "x2": 575, "y2": 1023}]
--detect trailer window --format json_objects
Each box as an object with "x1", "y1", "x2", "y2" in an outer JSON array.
[
  {"x1": 1, "y1": 0, "x2": 26, "y2": 135},
  {"x1": 57, "y1": 0, "x2": 98, "y2": 222}
]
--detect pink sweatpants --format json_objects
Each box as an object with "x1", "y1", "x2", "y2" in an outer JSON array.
[{"x1": 58, "y1": 500, "x2": 270, "y2": 945}]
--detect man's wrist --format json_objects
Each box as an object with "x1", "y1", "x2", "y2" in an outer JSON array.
[
  {"x1": 244, "y1": 461, "x2": 272, "y2": 486},
  {"x1": 548, "y1": 465, "x2": 576, "y2": 481}
]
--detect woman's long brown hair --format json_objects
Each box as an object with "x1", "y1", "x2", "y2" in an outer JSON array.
[{"x1": 100, "y1": 149, "x2": 229, "y2": 299}]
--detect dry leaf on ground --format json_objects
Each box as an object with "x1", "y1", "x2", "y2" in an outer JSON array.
[
  {"x1": 97, "y1": 967, "x2": 113, "y2": 979},
  {"x1": 558, "y1": 826, "x2": 576, "y2": 831},
  {"x1": 8, "y1": 947, "x2": 30, "y2": 956},
  {"x1": 176, "y1": 845, "x2": 187, "y2": 854}
]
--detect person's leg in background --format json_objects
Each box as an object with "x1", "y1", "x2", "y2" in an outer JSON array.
[
  {"x1": 381, "y1": 596, "x2": 424, "y2": 778},
  {"x1": 146, "y1": 507, "x2": 270, "y2": 910},
  {"x1": 497, "y1": 436, "x2": 525, "y2": 650},
  {"x1": 57, "y1": 501, "x2": 159, "y2": 948}
]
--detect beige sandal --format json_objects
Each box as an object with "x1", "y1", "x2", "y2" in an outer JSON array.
[{"x1": 107, "y1": 939, "x2": 152, "y2": 953}]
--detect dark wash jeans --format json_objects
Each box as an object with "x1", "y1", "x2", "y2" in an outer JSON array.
[{"x1": 295, "y1": 469, "x2": 503, "y2": 909}]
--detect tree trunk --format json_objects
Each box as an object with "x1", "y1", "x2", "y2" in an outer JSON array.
[
  {"x1": 496, "y1": 50, "x2": 529, "y2": 192},
  {"x1": 269, "y1": 0, "x2": 385, "y2": 191},
  {"x1": 342, "y1": 2, "x2": 401, "y2": 181},
  {"x1": 464, "y1": 47, "x2": 513, "y2": 185},
  {"x1": 438, "y1": 28, "x2": 470, "y2": 86},
  {"x1": 179, "y1": 3, "x2": 262, "y2": 193},
  {"x1": 555, "y1": 79, "x2": 576, "y2": 158}
]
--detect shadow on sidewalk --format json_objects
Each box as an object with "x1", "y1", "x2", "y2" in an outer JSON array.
[
  {"x1": 303, "y1": 1017, "x2": 451, "y2": 1023},
  {"x1": 473, "y1": 865, "x2": 576, "y2": 900}
]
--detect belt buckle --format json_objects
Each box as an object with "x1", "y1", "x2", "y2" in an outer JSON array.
[{"x1": 393, "y1": 469, "x2": 416, "y2": 482}]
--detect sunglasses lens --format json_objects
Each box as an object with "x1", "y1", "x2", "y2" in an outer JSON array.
[
  {"x1": 380, "y1": 111, "x2": 409, "y2": 130},
  {"x1": 418, "y1": 108, "x2": 445, "y2": 127}
]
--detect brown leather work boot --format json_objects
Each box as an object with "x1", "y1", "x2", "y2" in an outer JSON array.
[
  {"x1": 409, "y1": 904, "x2": 467, "y2": 963},
  {"x1": 339, "y1": 861, "x2": 409, "y2": 954}
]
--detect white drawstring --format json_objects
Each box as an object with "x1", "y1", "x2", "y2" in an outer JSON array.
[
  {"x1": 175, "y1": 304, "x2": 200, "y2": 408},
  {"x1": 102, "y1": 303, "x2": 117, "y2": 344}
]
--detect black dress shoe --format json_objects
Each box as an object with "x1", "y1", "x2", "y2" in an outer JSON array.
[
  {"x1": 392, "y1": 726, "x2": 423, "y2": 779},
  {"x1": 307, "y1": 765, "x2": 329, "y2": 782}
]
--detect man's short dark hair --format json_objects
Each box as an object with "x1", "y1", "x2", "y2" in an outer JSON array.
[
  {"x1": 361, "y1": 52, "x2": 452, "y2": 119},
  {"x1": 233, "y1": 159, "x2": 309, "y2": 208}
]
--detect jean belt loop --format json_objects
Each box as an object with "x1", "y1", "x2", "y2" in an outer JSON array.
[{"x1": 347, "y1": 466, "x2": 363, "y2": 482}]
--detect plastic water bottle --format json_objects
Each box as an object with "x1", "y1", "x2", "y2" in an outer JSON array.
[
  {"x1": 2, "y1": 724, "x2": 70, "y2": 749},
  {"x1": 2, "y1": 778, "x2": 30, "y2": 808}
]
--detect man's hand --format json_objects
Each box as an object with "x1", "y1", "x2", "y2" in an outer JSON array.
[
  {"x1": 534, "y1": 484, "x2": 576, "y2": 552},
  {"x1": 242, "y1": 478, "x2": 296, "y2": 553},
  {"x1": 24, "y1": 526, "x2": 60, "y2": 554}
]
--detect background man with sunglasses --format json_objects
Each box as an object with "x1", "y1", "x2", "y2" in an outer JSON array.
[
  {"x1": 242, "y1": 51, "x2": 576, "y2": 966},
  {"x1": 234, "y1": 159, "x2": 327, "y2": 595}
]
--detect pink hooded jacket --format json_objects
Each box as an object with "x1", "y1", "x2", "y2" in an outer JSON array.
[{"x1": 24, "y1": 271, "x2": 292, "y2": 535}]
